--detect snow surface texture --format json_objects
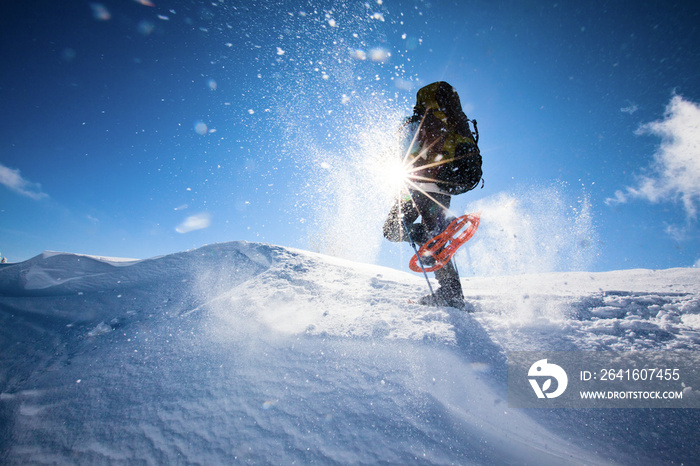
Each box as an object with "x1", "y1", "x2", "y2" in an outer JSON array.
[{"x1": 1, "y1": 242, "x2": 699, "y2": 464}]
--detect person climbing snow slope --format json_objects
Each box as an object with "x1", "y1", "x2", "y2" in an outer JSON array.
[{"x1": 383, "y1": 81, "x2": 482, "y2": 309}]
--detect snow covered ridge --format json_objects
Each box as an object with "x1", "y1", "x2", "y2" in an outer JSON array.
[
  {"x1": 1, "y1": 242, "x2": 698, "y2": 349},
  {"x1": 1, "y1": 241, "x2": 699, "y2": 464}
]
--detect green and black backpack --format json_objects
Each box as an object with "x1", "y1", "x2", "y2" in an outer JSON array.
[{"x1": 409, "y1": 81, "x2": 483, "y2": 195}]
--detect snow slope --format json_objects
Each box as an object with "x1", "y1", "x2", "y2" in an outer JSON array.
[{"x1": 1, "y1": 242, "x2": 699, "y2": 464}]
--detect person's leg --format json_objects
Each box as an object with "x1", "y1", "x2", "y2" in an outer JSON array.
[
  {"x1": 413, "y1": 192, "x2": 449, "y2": 237},
  {"x1": 417, "y1": 193, "x2": 465, "y2": 304},
  {"x1": 385, "y1": 190, "x2": 465, "y2": 307},
  {"x1": 383, "y1": 197, "x2": 413, "y2": 242},
  {"x1": 383, "y1": 192, "x2": 428, "y2": 244},
  {"x1": 435, "y1": 260, "x2": 464, "y2": 301}
]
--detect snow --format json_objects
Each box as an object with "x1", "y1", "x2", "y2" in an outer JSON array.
[{"x1": 1, "y1": 241, "x2": 699, "y2": 464}]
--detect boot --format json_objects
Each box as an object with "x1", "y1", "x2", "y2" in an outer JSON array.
[{"x1": 417, "y1": 287, "x2": 471, "y2": 311}]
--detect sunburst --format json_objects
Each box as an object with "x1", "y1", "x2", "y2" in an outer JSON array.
[{"x1": 394, "y1": 114, "x2": 459, "y2": 218}]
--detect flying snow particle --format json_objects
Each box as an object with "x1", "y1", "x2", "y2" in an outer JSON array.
[
  {"x1": 138, "y1": 20, "x2": 155, "y2": 35},
  {"x1": 194, "y1": 121, "x2": 208, "y2": 135},
  {"x1": 262, "y1": 400, "x2": 277, "y2": 410},
  {"x1": 248, "y1": 109, "x2": 255, "y2": 114},
  {"x1": 350, "y1": 49, "x2": 367, "y2": 60},
  {"x1": 176, "y1": 213, "x2": 212, "y2": 234},
  {"x1": 276, "y1": 47, "x2": 285, "y2": 56},
  {"x1": 88, "y1": 322, "x2": 113, "y2": 337},
  {"x1": 372, "y1": 12, "x2": 385, "y2": 21},
  {"x1": 134, "y1": 0, "x2": 155, "y2": 6},
  {"x1": 208, "y1": 78, "x2": 217, "y2": 90},
  {"x1": 90, "y1": 3, "x2": 111, "y2": 21},
  {"x1": 462, "y1": 187, "x2": 598, "y2": 275},
  {"x1": 369, "y1": 48, "x2": 390, "y2": 63}
]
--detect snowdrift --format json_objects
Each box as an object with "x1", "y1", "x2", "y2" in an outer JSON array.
[{"x1": 1, "y1": 242, "x2": 699, "y2": 464}]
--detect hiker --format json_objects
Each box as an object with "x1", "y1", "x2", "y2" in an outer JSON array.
[{"x1": 383, "y1": 81, "x2": 482, "y2": 309}]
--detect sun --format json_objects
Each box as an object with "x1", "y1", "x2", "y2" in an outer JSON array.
[{"x1": 384, "y1": 157, "x2": 412, "y2": 196}]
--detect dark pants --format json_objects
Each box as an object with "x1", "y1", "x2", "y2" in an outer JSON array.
[{"x1": 383, "y1": 190, "x2": 464, "y2": 300}]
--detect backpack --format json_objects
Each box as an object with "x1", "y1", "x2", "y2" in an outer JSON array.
[{"x1": 409, "y1": 81, "x2": 482, "y2": 195}]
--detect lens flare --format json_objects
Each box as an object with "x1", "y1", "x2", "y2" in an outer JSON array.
[
  {"x1": 383, "y1": 157, "x2": 411, "y2": 197},
  {"x1": 395, "y1": 115, "x2": 459, "y2": 217}
]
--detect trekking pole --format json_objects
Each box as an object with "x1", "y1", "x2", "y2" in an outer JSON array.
[{"x1": 401, "y1": 215, "x2": 439, "y2": 303}]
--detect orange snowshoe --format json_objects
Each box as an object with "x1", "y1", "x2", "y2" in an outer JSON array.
[{"x1": 409, "y1": 213, "x2": 480, "y2": 273}]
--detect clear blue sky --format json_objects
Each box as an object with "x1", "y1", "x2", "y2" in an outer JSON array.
[{"x1": 1, "y1": 0, "x2": 699, "y2": 273}]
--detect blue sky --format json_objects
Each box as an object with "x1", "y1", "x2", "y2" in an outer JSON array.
[{"x1": 1, "y1": 0, "x2": 699, "y2": 273}]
